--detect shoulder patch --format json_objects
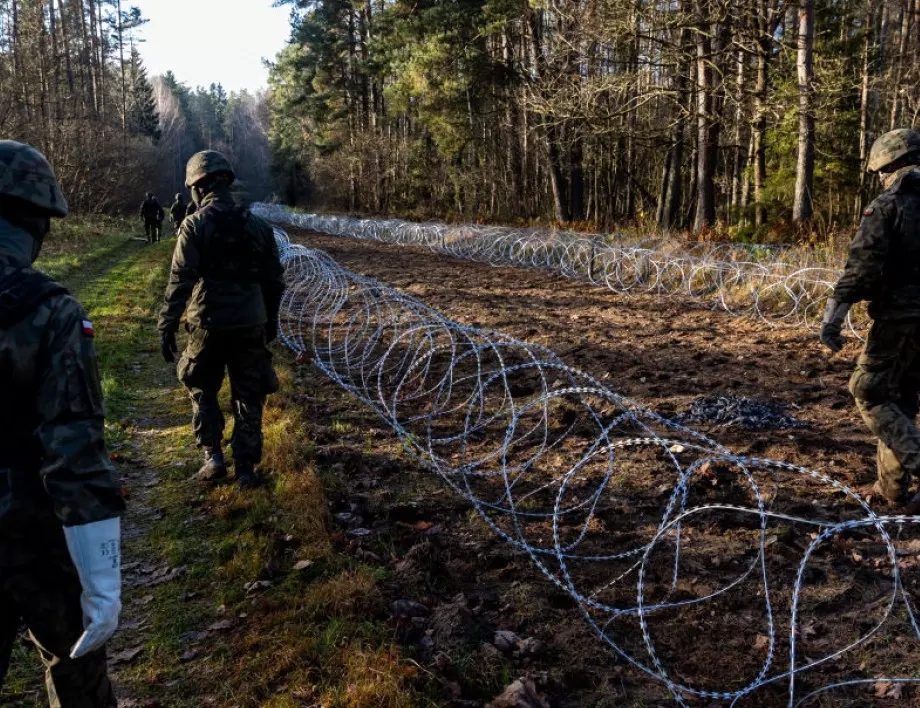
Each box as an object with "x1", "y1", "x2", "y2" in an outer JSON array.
[
  {"x1": 81, "y1": 319, "x2": 95, "y2": 338},
  {"x1": 864, "y1": 207, "x2": 875, "y2": 216}
]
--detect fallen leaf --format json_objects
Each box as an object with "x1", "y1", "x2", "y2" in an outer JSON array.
[
  {"x1": 874, "y1": 681, "x2": 904, "y2": 699},
  {"x1": 293, "y1": 560, "x2": 313, "y2": 571},
  {"x1": 415, "y1": 521, "x2": 434, "y2": 531},
  {"x1": 179, "y1": 649, "x2": 200, "y2": 663},
  {"x1": 208, "y1": 620, "x2": 234, "y2": 632}
]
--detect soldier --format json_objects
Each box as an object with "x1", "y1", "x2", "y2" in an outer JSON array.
[
  {"x1": 139, "y1": 192, "x2": 164, "y2": 244},
  {"x1": 158, "y1": 151, "x2": 285, "y2": 489},
  {"x1": 0, "y1": 141, "x2": 124, "y2": 705},
  {"x1": 822, "y1": 128, "x2": 920, "y2": 512},
  {"x1": 169, "y1": 192, "x2": 187, "y2": 233}
]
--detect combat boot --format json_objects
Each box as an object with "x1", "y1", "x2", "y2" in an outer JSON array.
[
  {"x1": 192, "y1": 447, "x2": 228, "y2": 483},
  {"x1": 235, "y1": 459, "x2": 261, "y2": 490}
]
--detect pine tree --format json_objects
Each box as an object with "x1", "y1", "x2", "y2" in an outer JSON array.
[{"x1": 127, "y1": 46, "x2": 160, "y2": 141}]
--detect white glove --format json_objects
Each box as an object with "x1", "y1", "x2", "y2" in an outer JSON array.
[{"x1": 63, "y1": 517, "x2": 122, "y2": 659}]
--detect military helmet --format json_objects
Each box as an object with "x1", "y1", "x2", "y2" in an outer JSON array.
[
  {"x1": 868, "y1": 129, "x2": 920, "y2": 173},
  {"x1": 185, "y1": 150, "x2": 235, "y2": 188},
  {"x1": 0, "y1": 140, "x2": 68, "y2": 217}
]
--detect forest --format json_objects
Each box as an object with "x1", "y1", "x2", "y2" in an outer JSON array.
[
  {"x1": 268, "y1": 0, "x2": 920, "y2": 239},
  {"x1": 0, "y1": 0, "x2": 272, "y2": 212},
  {"x1": 5, "y1": 2, "x2": 920, "y2": 707}
]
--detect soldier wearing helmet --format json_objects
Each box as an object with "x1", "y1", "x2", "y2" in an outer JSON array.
[
  {"x1": 139, "y1": 191, "x2": 164, "y2": 244},
  {"x1": 0, "y1": 141, "x2": 124, "y2": 705},
  {"x1": 822, "y1": 128, "x2": 920, "y2": 511},
  {"x1": 169, "y1": 192, "x2": 187, "y2": 234},
  {"x1": 157, "y1": 151, "x2": 285, "y2": 489}
]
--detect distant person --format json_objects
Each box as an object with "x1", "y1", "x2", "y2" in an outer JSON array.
[
  {"x1": 139, "y1": 192, "x2": 164, "y2": 244},
  {"x1": 822, "y1": 128, "x2": 920, "y2": 512},
  {"x1": 0, "y1": 141, "x2": 123, "y2": 705},
  {"x1": 169, "y1": 192, "x2": 187, "y2": 233},
  {"x1": 158, "y1": 151, "x2": 285, "y2": 489}
]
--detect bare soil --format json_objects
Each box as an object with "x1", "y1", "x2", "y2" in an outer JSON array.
[{"x1": 285, "y1": 227, "x2": 920, "y2": 708}]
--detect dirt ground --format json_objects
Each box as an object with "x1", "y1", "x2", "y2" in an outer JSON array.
[{"x1": 285, "y1": 226, "x2": 920, "y2": 707}]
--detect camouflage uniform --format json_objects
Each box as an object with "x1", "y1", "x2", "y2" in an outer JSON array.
[
  {"x1": 169, "y1": 194, "x2": 187, "y2": 230},
  {"x1": 139, "y1": 194, "x2": 164, "y2": 244},
  {"x1": 158, "y1": 185, "x2": 285, "y2": 472},
  {"x1": 0, "y1": 148, "x2": 123, "y2": 705},
  {"x1": 834, "y1": 162, "x2": 920, "y2": 500}
]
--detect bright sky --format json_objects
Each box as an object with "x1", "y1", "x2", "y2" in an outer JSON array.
[{"x1": 135, "y1": 0, "x2": 292, "y2": 93}]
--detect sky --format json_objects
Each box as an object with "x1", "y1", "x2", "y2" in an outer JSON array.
[{"x1": 135, "y1": 0, "x2": 292, "y2": 93}]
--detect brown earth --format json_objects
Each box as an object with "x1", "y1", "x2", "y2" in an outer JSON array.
[{"x1": 282, "y1": 226, "x2": 920, "y2": 708}]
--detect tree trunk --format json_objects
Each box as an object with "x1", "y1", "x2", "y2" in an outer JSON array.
[
  {"x1": 857, "y1": 0, "x2": 875, "y2": 219},
  {"x1": 570, "y1": 134, "x2": 585, "y2": 221},
  {"x1": 753, "y1": 15, "x2": 769, "y2": 228},
  {"x1": 793, "y1": 0, "x2": 815, "y2": 223},
  {"x1": 56, "y1": 0, "x2": 75, "y2": 101},
  {"x1": 694, "y1": 0, "x2": 716, "y2": 232},
  {"x1": 730, "y1": 47, "x2": 746, "y2": 215}
]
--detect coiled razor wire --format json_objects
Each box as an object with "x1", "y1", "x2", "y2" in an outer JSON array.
[
  {"x1": 271, "y1": 225, "x2": 920, "y2": 706},
  {"x1": 254, "y1": 204, "x2": 867, "y2": 336}
]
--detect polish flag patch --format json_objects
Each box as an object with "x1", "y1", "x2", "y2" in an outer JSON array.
[{"x1": 81, "y1": 319, "x2": 95, "y2": 337}]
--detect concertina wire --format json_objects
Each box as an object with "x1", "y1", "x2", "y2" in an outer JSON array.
[{"x1": 257, "y1": 206, "x2": 918, "y2": 706}]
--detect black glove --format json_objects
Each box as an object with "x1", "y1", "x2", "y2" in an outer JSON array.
[
  {"x1": 160, "y1": 330, "x2": 178, "y2": 363},
  {"x1": 820, "y1": 298, "x2": 851, "y2": 353}
]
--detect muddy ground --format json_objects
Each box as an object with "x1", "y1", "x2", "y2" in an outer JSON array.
[{"x1": 285, "y1": 227, "x2": 920, "y2": 707}]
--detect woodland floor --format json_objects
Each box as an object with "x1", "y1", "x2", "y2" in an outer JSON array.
[{"x1": 2, "y1": 222, "x2": 919, "y2": 707}]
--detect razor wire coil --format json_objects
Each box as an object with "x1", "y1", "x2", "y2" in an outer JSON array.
[
  {"x1": 269, "y1": 221, "x2": 917, "y2": 707},
  {"x1": 253, "y1": 205, "x2": 863, "y2": 335}
]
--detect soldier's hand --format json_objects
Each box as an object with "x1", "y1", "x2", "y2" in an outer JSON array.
[
  {"x1": 820, "y1": 323, "x2": 846, "y2": 353},
  {"x1": 160, "y1": 330, "x2": 178, "y2": 363},
  {"x1": 820, "y1": 297, "x2": 851, "y2": 354}
]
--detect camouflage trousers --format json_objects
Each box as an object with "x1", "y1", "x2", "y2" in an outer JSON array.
[
  {"x1": 0, "y1": 528, "x2": 116, "y2": 708},
  {"x1": 177, "y1": 325, "x2": 279, "y2": 464},
  {"x1": 143, "y1": 218, "x2": 161, "y2": 244},
  {"x1": 849, "y1": 320, "x2": 920, "y2": 499}
]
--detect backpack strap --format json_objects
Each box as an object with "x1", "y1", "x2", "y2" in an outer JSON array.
[{"x1": 0, "y1": 267, "x2": 69, "y2": 328}]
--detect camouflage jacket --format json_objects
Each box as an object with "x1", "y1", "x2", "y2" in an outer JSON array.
[
  {"x1": 140, "y1": 197, "x2": 164, "y2": 222},
  {"x1": 158, "y1": 189, "x2": 285, "y2": 333},
  {"x1": 834, "y1": 168, "x2": 920, "y2": 320},
  {"x1": 169, "y1": 199, "x2": 186, "y2": 222},
  {"x1": 0, "y1": 220, "x2": 124, "y2": 542}
]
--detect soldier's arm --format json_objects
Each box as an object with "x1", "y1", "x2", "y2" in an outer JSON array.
[
  {"x1": 258, "y1": 221, "x2": 286, "y2": 326},
  {"x1": 36, "y1": 298, "x2": 125, "y2": 526},
  {"x1": 158, "y1": 219, "x2": 202, "y2": 332},
  {"x1": 833, "y1": 196, "x2": 897, "y2": 304}
]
